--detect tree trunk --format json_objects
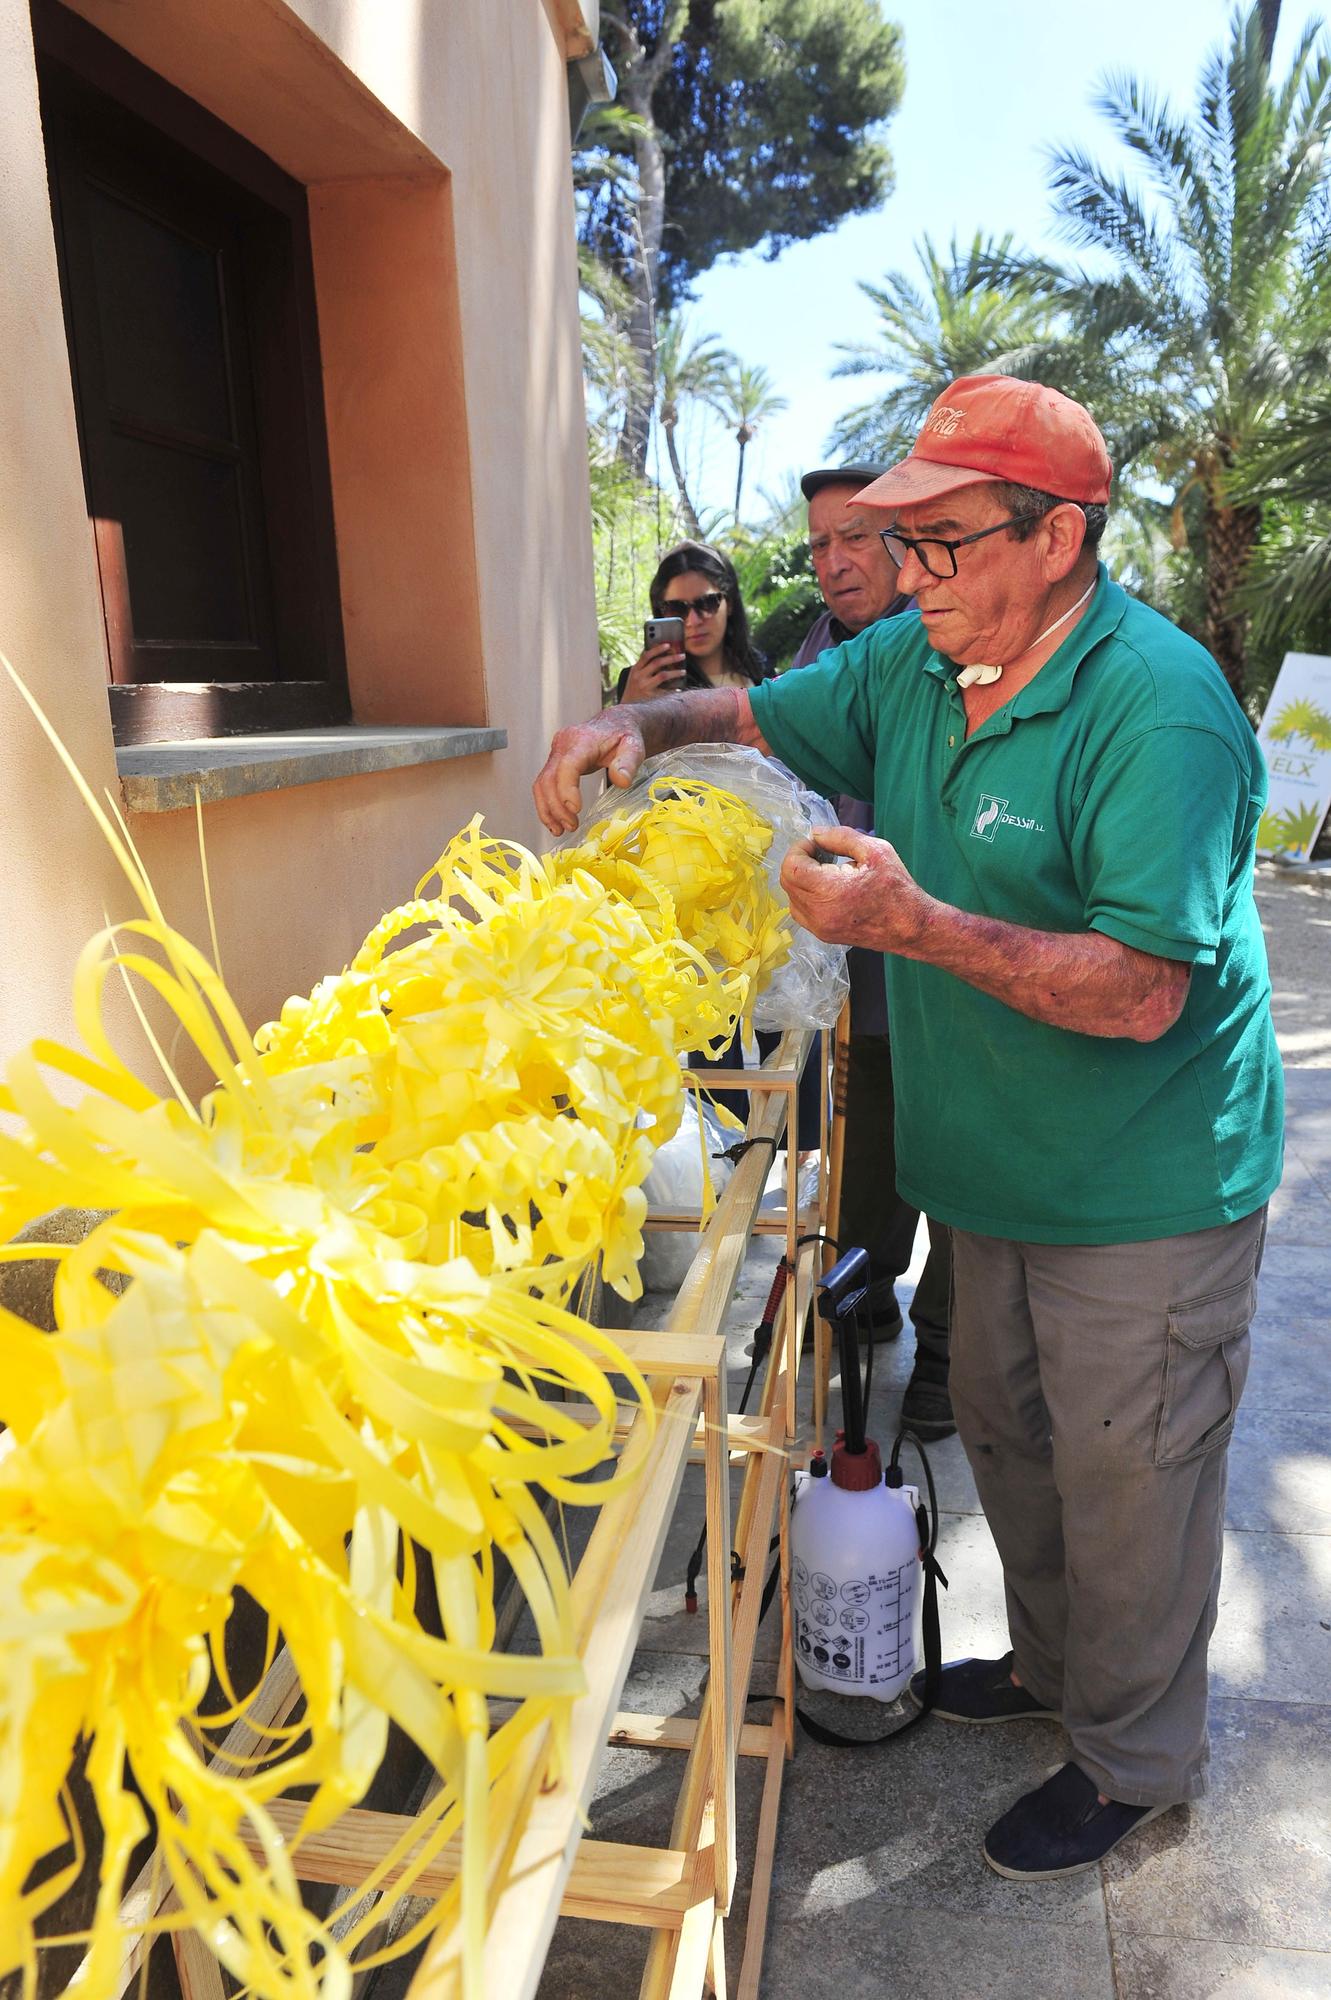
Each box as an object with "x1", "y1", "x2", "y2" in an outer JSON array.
[
  {"x1": 734, "y1": 422, "x2": 755, "y2": 520},
  {"x1": 599, "y1": 7, "x2": 689, "y2": 472},
  {"x1": 1202, "y1": 498, "x2": 1262, "y2": 701},
  {"x1": 621, "y1": 226, "x2": 659, "y2": 472},
  {"x1": 614, "y1": 32, "x2": 674, "y2": 474},
  {"x1": 663, "y1": 419, "x2": 702, "y2": 537}
]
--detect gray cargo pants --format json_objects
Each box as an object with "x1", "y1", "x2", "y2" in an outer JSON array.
[{"x1": 948, "y1": 1207, "x2": 1266, "y2": 1806}]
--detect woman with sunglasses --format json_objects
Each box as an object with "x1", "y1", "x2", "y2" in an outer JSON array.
[{"x1": 617, "y1": 542, "x2": 770, "y2": 703}]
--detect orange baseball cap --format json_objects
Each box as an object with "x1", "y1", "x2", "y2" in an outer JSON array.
[{"x1": 853, "y1": 375, "x2": 1113, "y2": 510}]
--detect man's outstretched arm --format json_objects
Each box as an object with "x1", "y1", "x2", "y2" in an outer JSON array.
[{"x1": 533, "y1": 687, "x2": 770, "y2": 835}]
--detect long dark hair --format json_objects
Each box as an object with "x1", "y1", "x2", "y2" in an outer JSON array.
[{"x1": 649, "y1": 542, "x2": 767, "y2": 688}]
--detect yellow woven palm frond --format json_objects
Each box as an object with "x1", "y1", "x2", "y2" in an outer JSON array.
[
  {"x1": 1, "y1": 651, "x2": 798, "y2": 2000},
  {"x1": 0, "y1": 927, "x2": 646, "y2": 2000}
]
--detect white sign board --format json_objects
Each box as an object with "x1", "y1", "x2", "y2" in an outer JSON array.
[{"x1": 1255, "y1": 651, "x2": 1331, "y2": 859}]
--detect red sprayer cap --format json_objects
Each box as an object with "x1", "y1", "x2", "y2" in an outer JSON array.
[{"x1": 829, "y1": 1427, "x2": 883, "y2": 1492}]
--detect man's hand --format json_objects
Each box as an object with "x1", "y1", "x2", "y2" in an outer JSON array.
[
  {"x1": 533, "y1": 710, "x2": 646, "y2": 835},
  {"x1": 533, "y1": 686, "x2": 769, "y2": 836},
  {"x1": 781, "y1": 823, "x2": 1190, "y2": 1041},
  {"x1": 781, "y1": 823, "x2": 932, "y2": 953}
]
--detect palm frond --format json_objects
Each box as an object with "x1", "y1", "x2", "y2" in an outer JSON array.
[
  {"x1": 1094, "y1": 69, "x2": 1220, "y2": 292},
  {"x1": 1244, "y1": 518, "x2": 1331, "y2": 653},
  {"x1": 825, "y1": 230, "x2": 1062, "y2": 454}
]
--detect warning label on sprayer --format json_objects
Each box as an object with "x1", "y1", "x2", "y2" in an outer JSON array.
[
  {"x1": 795, "y1": 1613, "x2": 863, "y2": 1681},
  {"x1": 792, "y1": 1560, "x2": 916, "y2": 1688}
]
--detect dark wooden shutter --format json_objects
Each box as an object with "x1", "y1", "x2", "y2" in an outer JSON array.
[{"x1": 36, "y1": 6, "x2": 349, "y2": 742}]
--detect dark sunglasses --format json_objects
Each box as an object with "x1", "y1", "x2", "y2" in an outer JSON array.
[{"x1": 659, "y1": 590, "x2": 725, "y2": 620}]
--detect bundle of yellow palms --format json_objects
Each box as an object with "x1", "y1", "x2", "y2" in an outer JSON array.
[
  {"x1": 0, "y1": 879, "x2": 651, "y2": 2000},
  {"x1": 0, "y1": 660, "x2": 796, "y2": 2000},
  {"x1": 549, "y1": 773, "x2": 793, "y2": 1054}
]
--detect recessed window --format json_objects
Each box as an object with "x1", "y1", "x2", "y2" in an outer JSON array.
[{"x1": 35, "y1": 2, "x2": 348, "y2": 744}]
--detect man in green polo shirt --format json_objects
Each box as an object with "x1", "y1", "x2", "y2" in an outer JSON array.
[{"x1": 533, "y1": 374, "x2": 1282, "y2": 1880}]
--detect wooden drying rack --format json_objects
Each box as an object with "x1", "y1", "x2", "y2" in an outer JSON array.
[{"x1": 103, "y1": 1016, "x2": 845, "y2": 2000}]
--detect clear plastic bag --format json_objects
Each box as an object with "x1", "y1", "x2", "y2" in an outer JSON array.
[
  {"x1": 637, "y1": 1095, "x2": 736, "y2": 1292},
  {"x1": 562, "y1": 745, "x2": 849, "y2": 1030}
]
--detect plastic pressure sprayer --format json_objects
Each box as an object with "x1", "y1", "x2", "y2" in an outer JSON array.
[{"x1": 789, "y1": 1248, "x2": 948, "y2": 1744}]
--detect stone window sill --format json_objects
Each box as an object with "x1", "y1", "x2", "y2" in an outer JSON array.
[{"x1": 116, "y1": 724, "x2": 508, "y2": 813}]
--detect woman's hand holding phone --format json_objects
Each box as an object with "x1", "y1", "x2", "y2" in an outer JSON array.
[{"x1": 620, "y1": 618, "x2": 688, "y2": 703}]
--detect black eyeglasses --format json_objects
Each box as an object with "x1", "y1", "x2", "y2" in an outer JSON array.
[
  {"x1": 879, "y1": 513, "x2": 1043, "y2": 579},
  {"x1": 660, "y1": 590, "x2": 725, "y2": 620}
]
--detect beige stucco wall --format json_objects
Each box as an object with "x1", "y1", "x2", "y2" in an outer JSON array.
[{"x1": 0, "y1": 0, "x2": 600, "y2": 1075}]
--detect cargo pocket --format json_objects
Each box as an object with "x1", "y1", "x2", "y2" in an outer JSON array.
[{"x1": 1154, "y1": 1278, "x2": 1254, "y2": 1466}]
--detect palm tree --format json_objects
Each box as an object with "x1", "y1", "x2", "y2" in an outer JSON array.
[
  {"x1": 578, "y1": 245, "x2": 644, "y2": 460},
  {"x1": 1235, "y1": 391, "x2": 1331, "y2": 676},
  {"x1": 720, "y1": 362, "x2": 788, "y2": 521},
  {"x1": 991, "y1": 4, "x2": 1331, "y2": 698},
  {"x1": 655, "y1": 314, "x2": 736, "y2": 537},
  {"x1": 827, "y1": 231, "x2": 1059, "y2": 461}
]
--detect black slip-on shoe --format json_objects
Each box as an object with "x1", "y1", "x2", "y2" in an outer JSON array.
[
  {"x1": 908, "y1": 1650, "x2": 1060, "y2": 1724},
  {"x1": 900, "y1": 1365, "x2": 955, "y2": 1438},
  {"x1": 983, "y1": 1761, "x2": 1175, "y2": 1879},
  {"x1": 860, "y1": 1303, "x2": 904, "y2": 1344},
  {"x1": 861, "y1": 1277, "x2": 904, "y2": 1343}
]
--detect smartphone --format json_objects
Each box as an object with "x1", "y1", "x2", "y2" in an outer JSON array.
[{"x1": 643, "y1": 616, "x2": 686, "y2": 651}]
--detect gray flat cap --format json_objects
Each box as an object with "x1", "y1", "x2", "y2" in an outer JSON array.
[{"x1": 800, "y1": 462, "x2": 889, "y2": 501}]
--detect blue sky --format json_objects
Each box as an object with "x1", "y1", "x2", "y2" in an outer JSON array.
[{"x1": 666, "y1": 0, "x2": 1329, "y2": 524}]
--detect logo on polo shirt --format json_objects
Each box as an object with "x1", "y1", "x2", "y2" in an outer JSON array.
[
  {"x1": 970, "y1": 793, "x2": 1047, "y2": 841},
  {"x1": 971, "y1": 794, "x2": 1006, "y2": 842}
]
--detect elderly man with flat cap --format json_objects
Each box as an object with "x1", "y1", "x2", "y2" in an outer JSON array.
[
  {"x1": 533, "y1": 375, "x2": 1283, "y2": 1877},
  {"x1": 793, "y1": 462, "x2": 954, "y2": 1441}
]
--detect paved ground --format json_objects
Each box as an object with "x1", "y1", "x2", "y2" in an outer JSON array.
[{"x1": 532, "y1": 863, "x2": 1331, "y2": 2000}]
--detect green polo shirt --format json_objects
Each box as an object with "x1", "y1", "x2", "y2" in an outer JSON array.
[{"x1": 749, "y1": 566, "x2": 1283, "y2": 1243}]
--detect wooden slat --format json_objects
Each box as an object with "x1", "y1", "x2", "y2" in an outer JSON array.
[
  {"x1": 407, "y1": 1370, "x2": 703, "y2": 1998},
  {"x1": 607, "y1": 1713, "x2": 772, "y2": 1758},
  {"x1": 690, "y1": 1412, "x2": 781, "y2": 1460},
  {"x1": 413, "y1": 1033, "x2": 810, "y2": 1999},
  {"x1": 727, "y1": 1443, "x2": 786, "y2": 1751},
  {"x1": 686, "y1": 1065, "x2": 800, "y2": 1089},
  {"x1": 667, "y1": 1892, "x2": 719, "y2": 2000},
  {"x1": 706, "y1": 1907, "x2": 729, "y2": 2000},
  {"x1": 235, "y1": 1801, "x2": 696, "y2": 1931},
  {"x1": 171, "y1": 1923, "x2": 228, "y2": 2000},
  {"x1": 488, "y1": 1705, "x2": 773, "y2": 1760},
  {"x1": 817, "y1": 999, "x2": 852, "y2": 1452},
  {"x1": 781, "y1": 1237, "x2": 822, "y2": 1444},
  {"x1": 106, "y1": 1648, "x2": 304, "y2": 1998},
  {"x1": 702, "y1": 1362, "x2": 734, "y2": 1911},
  {"x1": 509, "y1": 1407, "x2": 775, "y2": 1457},
  {"x1": 669, "y1": 1039, "x2": 798, "y2": 1344},
  {"x1": 644, "y1": 1210, "x2": 817, "y2": 1235},
  {"x1": 636, "y1": 1041, "x2": 811, "y2": 1995},
  {"x1": 778, "y1": 1452, "x2": 797, "y2": 1756},
  {"x1": 637, "y1": 1408, "x2": 788, "y2": 2000},
  {"x1": 615, "y1": 1330, "x2": 727, "y2": 1378},
  {"x1": 735, "y1": 1700, "x2": 788, "y2": 2000}
]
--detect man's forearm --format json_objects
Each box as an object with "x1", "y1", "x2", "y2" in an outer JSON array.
[
  {"x1": 902, "y1": 898, "x2": 1190, "y2": 1040},
  {"x1": 626, "y1": 685, "x2": 767, "y2": 757}
]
